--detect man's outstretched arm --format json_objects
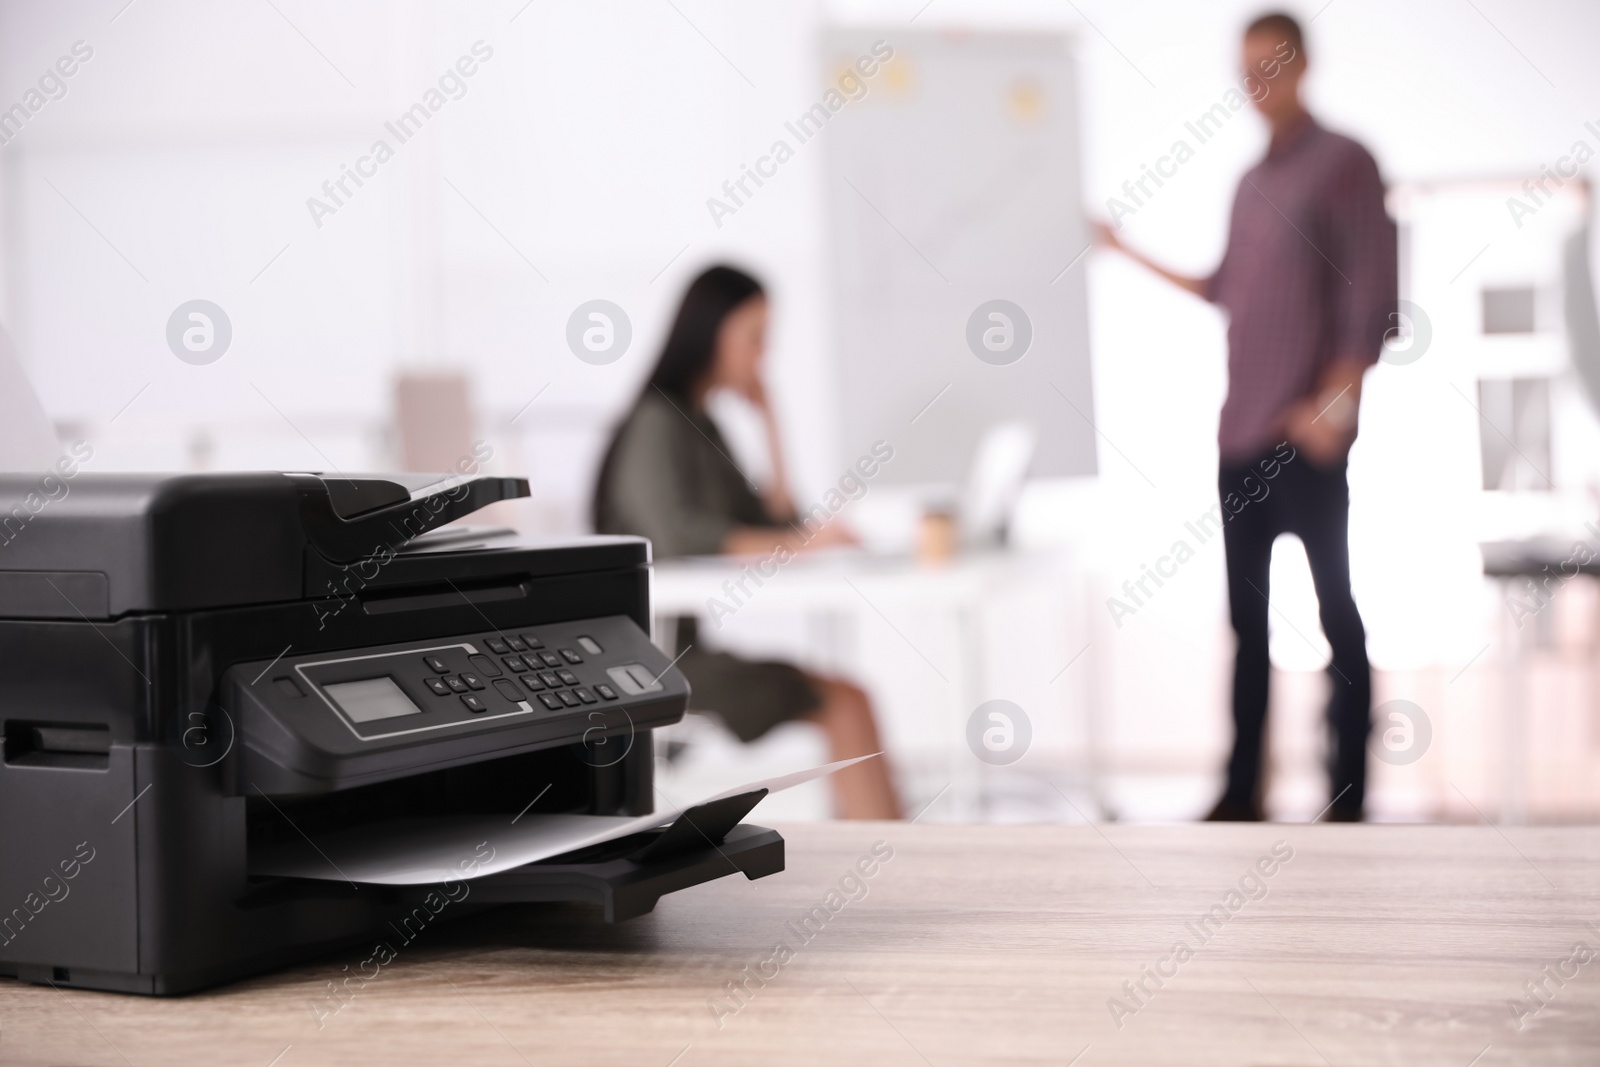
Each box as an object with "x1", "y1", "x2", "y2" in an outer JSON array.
[{"x1": 1093, "y1": 221, "x2": 1209, "y2": 297}]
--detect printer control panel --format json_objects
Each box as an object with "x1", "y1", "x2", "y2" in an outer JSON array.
[
  {"x1": 229, "y1": 614, "x2": 687, "y2": 791},
  {"x1": 296, "y1": 631, "x2": 625, "y2": 741}
]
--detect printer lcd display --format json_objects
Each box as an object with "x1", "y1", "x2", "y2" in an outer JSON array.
[{"x1": 324, "y1": 678, "x2": 423, "y2": 723}]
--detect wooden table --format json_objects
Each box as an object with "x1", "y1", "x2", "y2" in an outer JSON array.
[{"x1": 4, "y1": 823, "x2": 1597, "y2": 1065}]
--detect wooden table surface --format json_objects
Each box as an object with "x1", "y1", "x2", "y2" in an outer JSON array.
[{"x1": 3, "y1": 823, "x2": 1597, "y2": 1065}]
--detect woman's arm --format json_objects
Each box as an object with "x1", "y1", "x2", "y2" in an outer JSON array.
[
  {"x1": 745, "y1": 377, "x2": 797, "y2": 523},
  {"x1": 723, "y1": 521, "x2": 855, "y2": 556},
  {"x1": 726, "y1": 379, "x2": 858, "y2": 554}
]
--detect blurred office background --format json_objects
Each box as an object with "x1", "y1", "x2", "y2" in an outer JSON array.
[{"x1": 3, "y1": 0, "x2": 1599, "y2": 823}]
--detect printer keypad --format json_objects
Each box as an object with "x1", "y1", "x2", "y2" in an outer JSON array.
[
  {"x1": 464, "y1": 626, "x2": 667, "y2": 720},
  {"x1": 484, "y1": 627, "x2": 630, "y2": 717},
  {"x1": 300, "y1": 618, "x2": 680, "y2": 741}
]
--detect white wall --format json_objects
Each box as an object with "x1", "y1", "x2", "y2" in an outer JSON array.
[
  {"x1": 5, "y1": 0, "x2": 1595, "y2": 498},
  {"x1": 0, "y1": 0, "x2": 846, "y2": 516}
]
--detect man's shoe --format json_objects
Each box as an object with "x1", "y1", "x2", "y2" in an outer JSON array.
[
  {"x1": 1203, "y1": 797, "x2": 1264, "y2": 822},
  {"x1": 1321, "y1": 805, "x2": 1364, "y2": 823}
]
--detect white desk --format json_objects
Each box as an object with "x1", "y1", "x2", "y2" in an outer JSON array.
[{"x1": 649, "y1": 548, "x2": 1100, "y2": 817}]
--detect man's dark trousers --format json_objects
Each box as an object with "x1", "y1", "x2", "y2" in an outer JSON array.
[{"x1": 1218, "y1": 447, "x2": 1370, "y2": 818}]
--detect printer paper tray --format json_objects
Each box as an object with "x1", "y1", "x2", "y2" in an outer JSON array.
[
  {"x1": 390, "y1": 822, "x2": 784, "y2": 923},
  {"x1": 250, "y1": 758, "x2": 865, "y2": 885}
]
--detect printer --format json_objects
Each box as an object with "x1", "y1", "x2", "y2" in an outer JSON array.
[{"x1": 0, "y1": 471, "x2": 782, "y2": 994}]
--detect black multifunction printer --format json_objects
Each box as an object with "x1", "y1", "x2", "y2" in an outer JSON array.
[{"x1": 0, "y1": 472, "x2": 782, "y2": 994}]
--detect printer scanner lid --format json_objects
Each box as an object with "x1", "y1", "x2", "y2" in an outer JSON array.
[{"x1": 0, "y1": 471, "x2": 647, "y2": 619}]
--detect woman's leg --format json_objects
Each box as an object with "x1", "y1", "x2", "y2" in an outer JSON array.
[{"x1": 804, "y1": 675, "x2": 902, "y2": 819}]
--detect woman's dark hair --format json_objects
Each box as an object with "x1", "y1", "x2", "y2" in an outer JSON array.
[
  {"x1": 644, "y1": 264, "x2": 765, "y2": 399},
  {"x1": 590, "y1": 264, "x2": 765, "y2": 529}
]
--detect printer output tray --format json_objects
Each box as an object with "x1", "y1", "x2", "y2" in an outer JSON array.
[
  {"x1": 303, "y1": 791, "x2": 787, "y2": 925},
  {"x1": 427, "y1": 822, "x2": 785, "y2": 923}
]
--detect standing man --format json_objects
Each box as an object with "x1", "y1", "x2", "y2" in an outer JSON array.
[{"x1": 1099, "y1": 12, "x2": 1396, "y2": 821}]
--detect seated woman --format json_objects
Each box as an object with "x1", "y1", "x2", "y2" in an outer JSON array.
[{"x1": 592, "y1": 265, "x2": 901, "y2": 819}]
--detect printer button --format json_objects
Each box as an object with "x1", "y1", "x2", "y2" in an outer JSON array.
[
  {"x1": 424, "y1": 655, "x2": 450, "y2": 674},
  {"x1": 520, "y1": 674, "x2": 546, "y2": 692},
  {"x1": 444, "y1": 676, "x2": 469, "y2": 693},
  {"x1": 485, "y1": 637, "x2": 510, "y2": 654},
  {"x1": 425, "y1": 678, "x2": 452, "y2": 697},
  {"x1": 556, "y1": 669, "x2": 580, "y2": 687},
  {"x1": 537, "y1": 692, "x2": 563, "y2": 711},
  {"x1": 492, "y1": 679, "x2": 524, "y2": 703},
  {"x1": 538, "y1": 652, "x2": 562, "y2": 668},
  {"x1": 468, "y1": 654, "x2": 502, "y2": 677},
  {"x1": 520, "y1": 633, "x2": 545, "y2": 649},
  {"x1": 560, "y1": 648, "x2": 583, "y2": 664},
  {"x1": 506, "y1": 636, "x2": 529, "y2": 652},
  {"x1": 557, "y1": 690, "x2": 581, "y2": 708},
  {"x1": 594, "y1": 683, "x2": 619, "y2": 701},
  {"x1": 539, "y1": 671, "x2": 561, "y2": 688},
  {"x1": 574, "y1": 687, "x2": 598, "y2": 704},
  {"x1": 503, "y1": 655, "x2": 529, "y2": 672},
  {"x1": 460, "y1": 673, "x2": 487, "y2": 691},
  {"x1": 461, "y1": 694, "x2": 488, "y2": 713}
]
